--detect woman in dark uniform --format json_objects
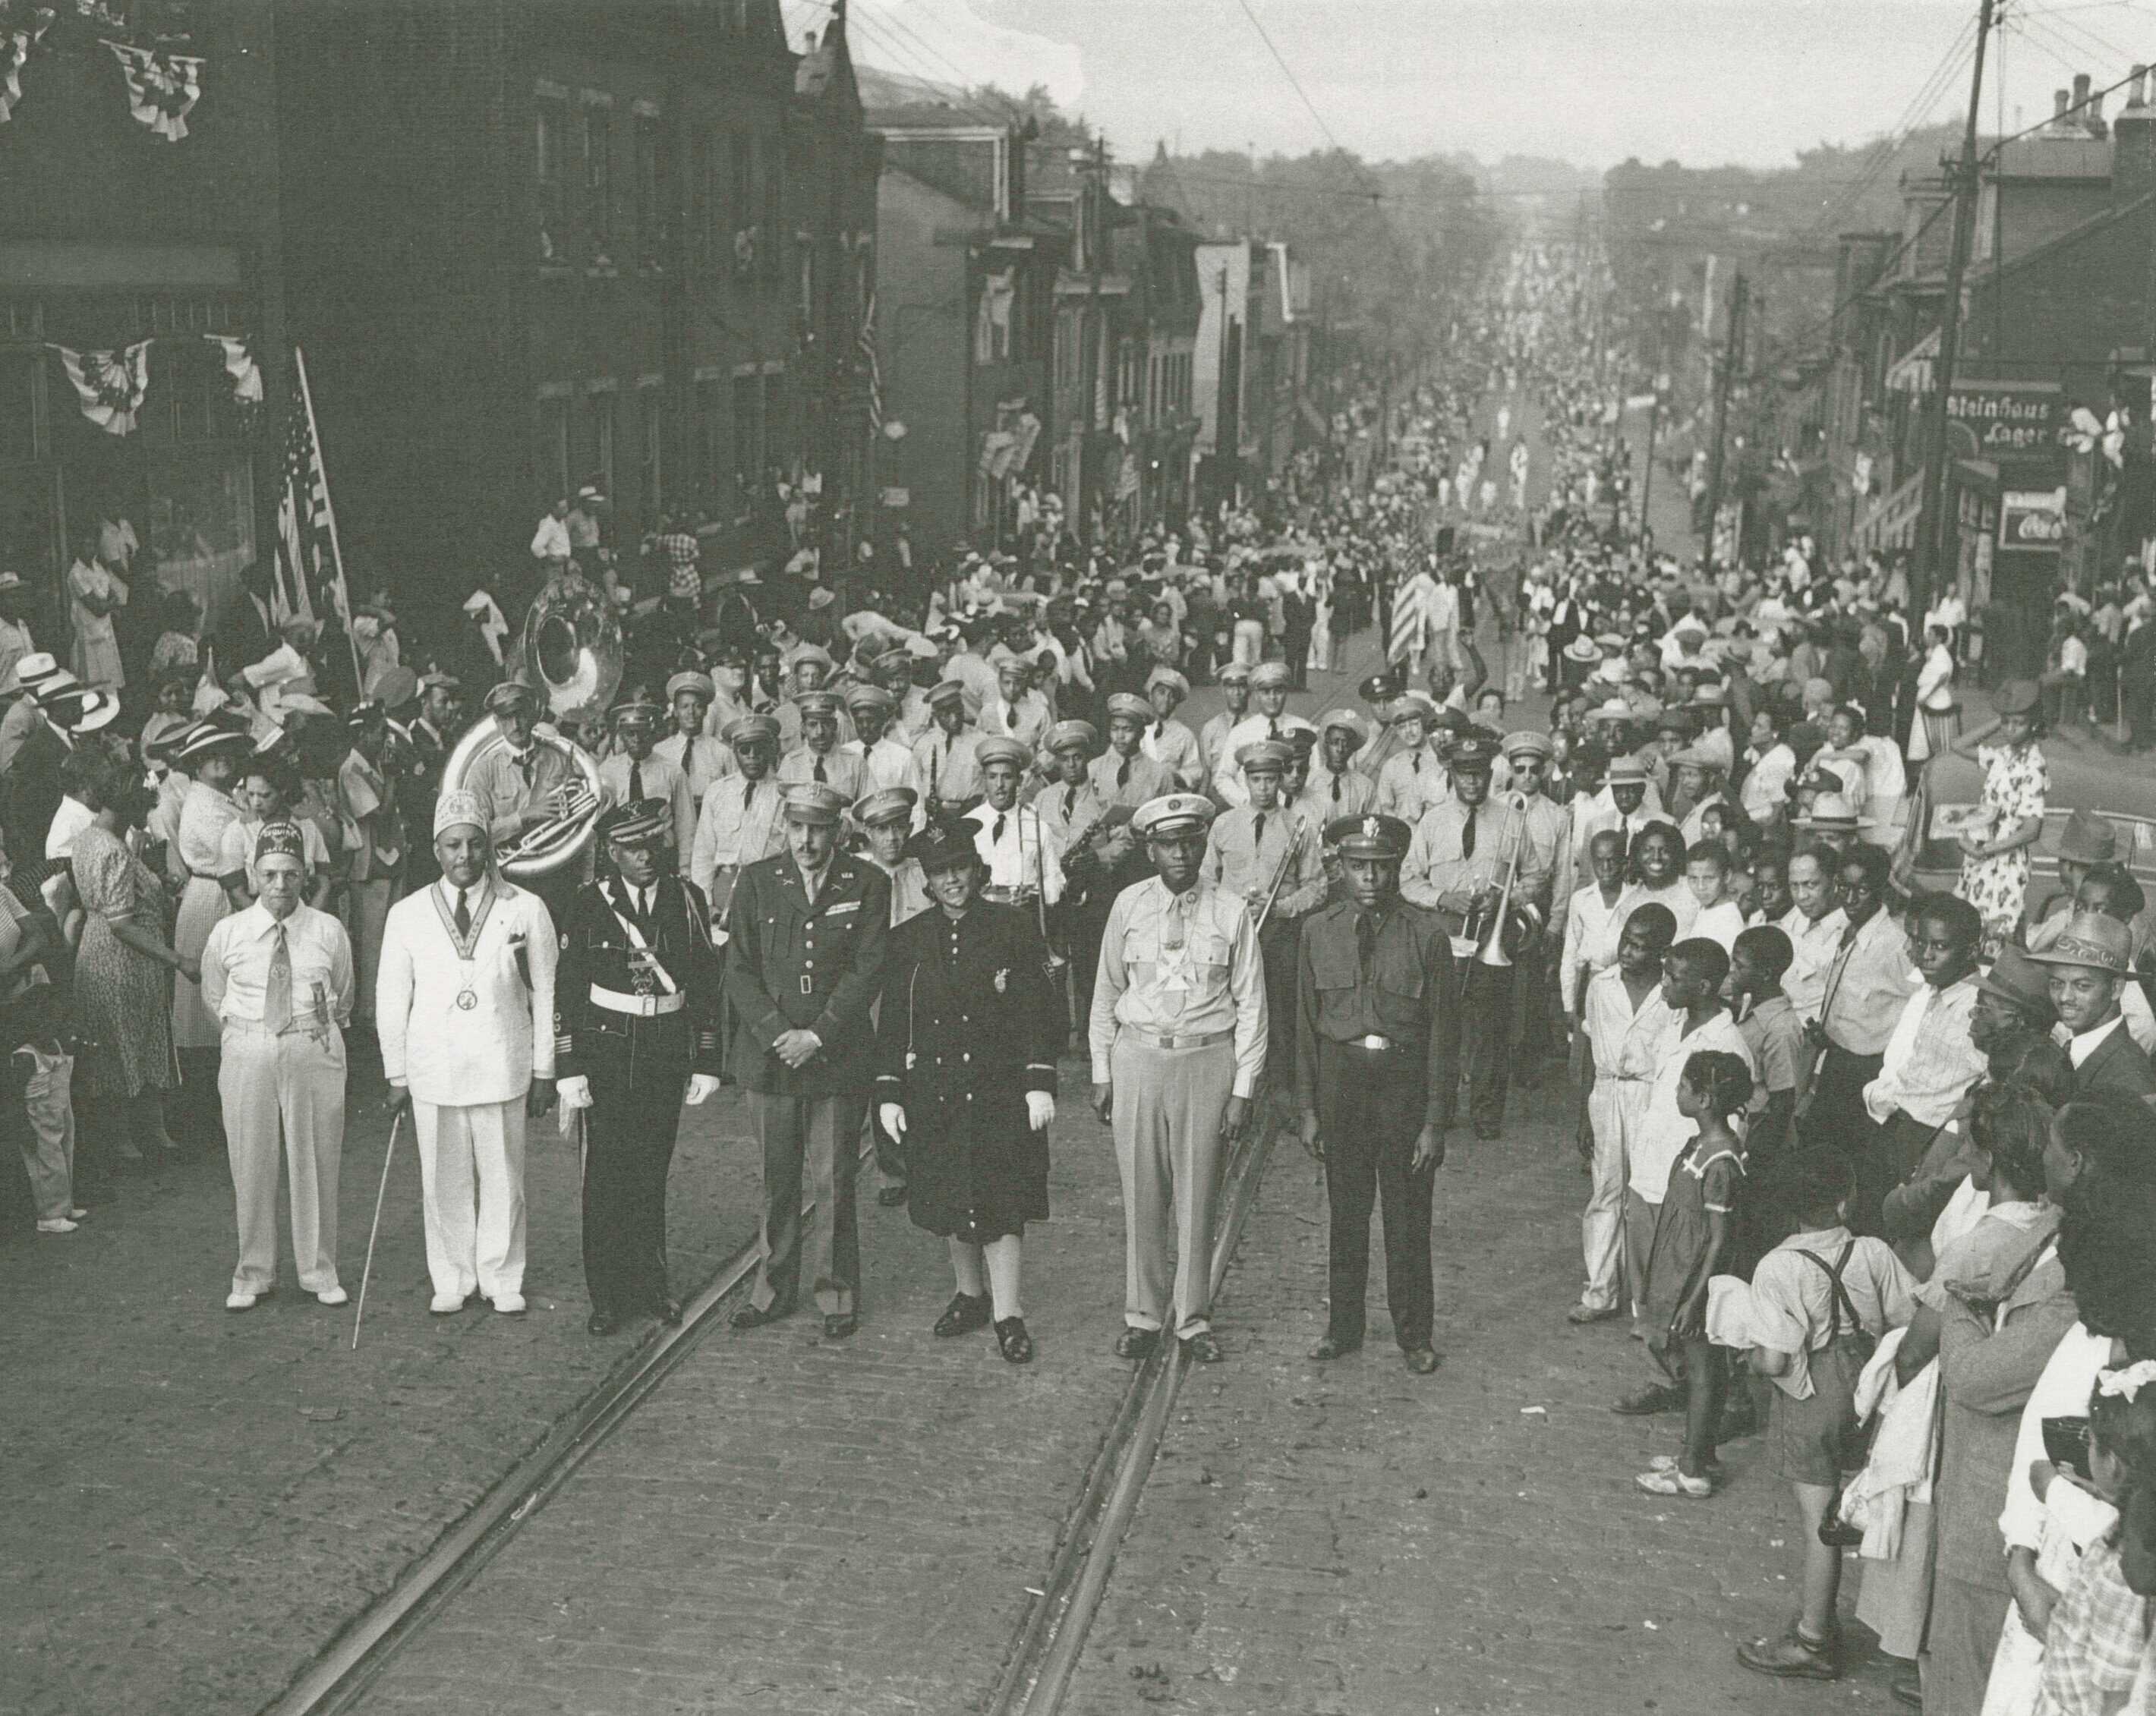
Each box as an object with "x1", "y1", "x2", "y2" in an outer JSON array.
[{"x1": 875, "y1": 823, "x2": 1062, "y2": 1362}]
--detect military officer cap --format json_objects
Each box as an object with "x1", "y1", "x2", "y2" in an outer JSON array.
[
  {"x1": 853, "y1": 786, "x2": 917, "y2": 828},
  {"x1": 1105, "y1": 691, "x2": 1152, "y2": 723},
  {"x1": 1216, "y1": 661, "x2": 1253, "y2": 686},
  {"x1": 925, "y1": 679, "x2": 969, "y2": 710},
  {"x1": 609, "y1": 692, "x2": 662, "y2": 726},
  {"x1": 1146, "y1": 665, "x2": 1191, "y2": 704},
  {"x1": 1502, "y1": 729, "x2": 1553, "y2": 763},
  {"x1": 419, "y1": 668, "x2": 462, "y2": 693},
  {"x1": 600, "y1": 798, "x2": 670, "y2": 849},
  {"x1": 1250, "y1": 661, "x2": 1294, "y2": 690},
  {"x1": 1358, "y1": 669, "x2": 1402, "y2": 705},
  {"x1": 1318, "y1": 708, "x2": 1368, "y2": 748},
  {"x1": 722, "y1": 712, "x2": 782, "y2": 750},
  {"x1": 1606, "y1": 754, "x2": 1650, "y2": 786},
  {"x1": 793, "y1": 689, "x2": 843, "y2": 719},
  {"x1": 1387, "y1": 692, "x2": 1438, "y2": 728},
  {"x1": 908, "y1": 821, "x2": 983, "y2": 874},
  {"x1": 1284, "y1": 723, "x2": 1318, "y2": 757},
  {"x1": 666, "y1": 670, "x2": 715, "y2": 703},
  {"x1": 781, "y1": 782, "x2": 846, "y2": 826},
  {"x1": 1325, "y1": 812, "x2": 1411, "y2": 861},
  {"x1": 484, "y1": 675, "x2": 540, "y2": 716},
  {"x1": 1236, "y1": 739, "x2": 1293, "y2": 776},
  {"x1": 843, "y1": 682, "x2": 896, "y2": 713},
  {"x1": 433, "y1": 787, "x2": 487, "y2": 837},
  {"x1": 1133, "y1": 792, "x2": 1215, "y2": 840},
  {"x1": 1046, "y1": 719, "x2": 1097, "y2": 754},
  {"x1": 1451, "y1": 735, "x2": 1499, "y2": 775},
  {"x1": 345, "y1": 699, "x2": 388, "y2": 730},
  {"x1": 790, "y1": 644, "x2": 837, "y2": 674},
  {"x1": 976, "y1": 735, "x2": 1031, "y2": 771}
]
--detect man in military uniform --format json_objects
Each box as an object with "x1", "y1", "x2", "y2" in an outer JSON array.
[
  {"x1": 462, "y1": 673, "x2": 588, "y2": 926},
  {"x1": 402, "y1": 669, "x2": 465, "y2": 887},
  {"x1": 687, "y1": 711, "x2": 786, "y2": 919},
  {"x1": 1092, "y1": 693, "x2": 1175, "y2": 809},
  {"x1": 1089, "y1": 792, "x2": 1268, "y2": 1364},
  {"x1": 906, "y1": 679, "x2": 985, "y2": 817},
  {"x1": 1035, "y1": 719, "x2": 1125, "y2": 1036},
  {"x1": 1297, "y1": 812, "x2": 1455, "y2": 1374},
  {"x1": 856, "y1": 784, "x2": 930, "y2": 1206},
  {"x1": 1501, "y1": 729, "x2": 1571, "y2": 1088},
  {"x1": 1196, "y1": 661, "x2": 1250, "y2": 785},
  {"x1": 967, "y1": 735, "x2": 1066, "y2": 905},
  {"x1": 778, "y1": 688, "x2": 866, "y2": 799},
  {"x1": 554, "y1": 801, "x2": 725, "y2": 1336},
  {"x1": 1402, "y1": 735, "x2": 1549, "y2": 1138},
  {"x1": 596, "y1": 694, "x2": 695, "y2": 864},
  {"x1": 1373, "y1": 694, "x2": 1449, "y2": 823},
  {"x1": 1212, "y1": 660, "x2": 1295, "y2": 807},
  {"x1": 1304, "y1": 710, "x2": 1375, "y2": 817},
  {"x1": 654, "y1": 669, "x2": 735, "y2": 829},
  {"x1": 726, "y1": 782, "x2": 891, "y2": 1337}
]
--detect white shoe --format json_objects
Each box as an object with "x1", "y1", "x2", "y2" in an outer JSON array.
[
  {"x1": 36, "y1": 1217, "x2": 78, "y2": 1234},
  {"x1": 315, "y1": 1286, "x2": 348, "y2": 1307},
  {"x1": 490, "y1": 1293, "x2": 527, "y2": 1315},
  {"x1": 430, "y1": 1292, "x2": 470, "y2": 1315},
  {"x1": 68, "y1": 1207, "x2": 88, "y2": 1219},
  {"x1": 225, "y1": 1289, "x2": 259, "y2": 1311}
]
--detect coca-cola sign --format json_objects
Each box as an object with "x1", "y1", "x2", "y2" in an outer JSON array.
[{"x1": 1999, "y1": 486, "x2": 2066, "y2": 553}]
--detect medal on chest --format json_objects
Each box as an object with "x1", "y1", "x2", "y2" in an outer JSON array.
[{"x1": 429, "y1": 885, "x2": 497, "y2": 1015}]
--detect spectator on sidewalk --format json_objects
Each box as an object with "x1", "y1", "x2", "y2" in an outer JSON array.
[{"x1": 11, "y1": 986, "x2": 81, "y2": 1235}]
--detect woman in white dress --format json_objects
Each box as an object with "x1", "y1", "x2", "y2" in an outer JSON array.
[
  {"x1": 68, "y1": 547, "x2": 128, "y2": 692},
  {"x1": 171, "y1": 727, "x2": 251, "y2": 1142},
  {"x1": 1908, "y1": 625, "x2": 1960, "y2": 763}
]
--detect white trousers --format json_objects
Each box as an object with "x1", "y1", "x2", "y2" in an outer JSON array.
[
  {"x1": 1580, "y1": 1072, "x2": 1635, "y2": 1313},
  {"x1": 1232, "y1": 619, "x2": 1266, "y2": 667},
  {"x1": 413, "y1": 1096, "x2": 527, "y2": 1302},
  {"x1": 223, "y1": 1021, "x2": 346, "y2": 1296}
]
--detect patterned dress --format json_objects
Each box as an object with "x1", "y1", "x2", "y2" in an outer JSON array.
[
  {"x1": 71, "y1": 823, "x2": 176, "y2": 1098},
  {"x1": 1959, "y1": 740, "x2": 2047, "y2": 950}
]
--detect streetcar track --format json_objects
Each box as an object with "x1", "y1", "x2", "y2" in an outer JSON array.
[{"x1": 986, "y1": 1111, "x2": 1281, "y2": 1716}]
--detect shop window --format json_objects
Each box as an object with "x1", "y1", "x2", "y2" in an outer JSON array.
[
  {"x1": 581, "y1": 391, "x2": 614, "y2": 496},
  {"x1": 584, "y1": 106, "x2": 613, "y2": 263},
  {"x1": 635, "y1": 114, "x2": 664, "y2": 269},
  {"x1": 536, "y1": 96, "x2": 569, "y2": 260},
  {"x1": 537, "y1": 395, "x2": 570, "y2": 505},
  {"x1": 638, "y1": 384, "x2": 664, "y2": 516},
  {"x1": 698, "y1": 379, "x2": 723, "y2": 501},
  {"x1": 733, "y1": 373, "x2": 764, "y2": 492}
]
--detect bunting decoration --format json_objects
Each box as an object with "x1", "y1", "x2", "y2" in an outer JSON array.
[
  {"x1": 204, "y1": 333, "x2": 263, "y2": 407},
  {"x1": 56, "y1": 342, "x2": 150, "y2": 436},
  {"x1": 102, "y1": 36, "x2": 200, "y2": 140},
  {"x1": 0, "y1": 5, "x2": 53, "y2": 123}
]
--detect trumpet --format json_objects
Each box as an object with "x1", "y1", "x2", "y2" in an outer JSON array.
[{"x1": 1465, "y1": 790, "x2": 1532, "y2": 969}]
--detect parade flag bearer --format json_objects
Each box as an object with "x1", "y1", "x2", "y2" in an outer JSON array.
[{"x1": 553, "y1": 799, "x2": 725, "y2": 1337}]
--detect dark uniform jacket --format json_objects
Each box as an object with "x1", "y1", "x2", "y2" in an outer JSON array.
[
  {"x1": 1295, "y1": 897, "x2": 1459, "y2": 1129},
  {"x1": 2069, "y1": 1017, "x2": 2156, "y2": 1106},
  {"x1": 724, "y1": 850, "x2": 890, "y2": 1095},
  {"x1": 554, "y1": 873, "x2": 724, "y2": 1081}
]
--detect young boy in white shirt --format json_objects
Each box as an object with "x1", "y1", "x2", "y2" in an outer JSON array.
[{"x1": 1685, "y1": 839, "x2": 1748, "y2": 952}]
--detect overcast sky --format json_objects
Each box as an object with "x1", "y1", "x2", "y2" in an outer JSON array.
[{"x1": 808, "y1": 0, "x2": 2156, "y2": 172}]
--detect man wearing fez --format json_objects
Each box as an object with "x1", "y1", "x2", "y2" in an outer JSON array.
[
  {"x1": 377, "y1": 788, "x2": 559, "y2": 1315},
  {"x1": 725, "y1": 782, "x2": 890, "y2": 1338},
  {"x1": 554, "y1": 800, "x2": 725, "y2": 1336}
]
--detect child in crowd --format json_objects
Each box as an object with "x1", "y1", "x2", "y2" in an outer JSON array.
[
  {"x1": 10, "y1": 984, "x2": 81, "y2": 1235},
  {"x1": 1685, "y1": 838, "x2": 1747, "y2": 952},
  {"x1": 1735, "y1": 1151, "x2": 1917, "y2": 1683},
  {"x1": 1731, "y1": 924, "x2": 1806, "y2": 1172},
  {"x1": 1634, "y1": 1049, "x2": 1752, "y2": 1497},
  {"x1": 150, "y1": 588, "x2": 200, "y2": 675}
]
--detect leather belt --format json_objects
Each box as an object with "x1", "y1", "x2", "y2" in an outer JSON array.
[
  {"x1": 1123, "y1": 1026, "x2": 1231, "y2": 1050},
  {"x1": 590, "y1": 985, "x2": 685, "y2": 1018}
]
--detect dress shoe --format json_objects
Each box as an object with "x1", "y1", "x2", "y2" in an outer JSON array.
[
  {"x1": 822, "y1": 1312, "x2": 858, "y2": 1340},
  {"x1": 1113, "y1": 1326, "x2": 1159, "y2": 1360},
  {"x1": 490, "y1": 1293, "x2": 527, "y2": 1316},
  {"x1": 430, "y1": 1292, "x2": 471, "y2": 1315},
  {"x1": 314, "y1": 1286, "x2": 349, "y2": 1307},
  {"x1": 994, "y1": 1316, "x2": 1034, "y2": 1364},
  {"x1": 1308, "y1": 1333, "x2": 1363, "y2": 1361},
  {"x1": 36, "y1": 1217, "x2": 79, "y2": 1235},
  {"x1": 225, "y1": 1289, "x2": 259, "y2": 1311},
  {"x1": 1180, "y1": 1330, "x2": 1225, "y2": 1364},
  {"x1": 652, "y1": 1296, "x2": 683, "y2": 1327},
  {"x1": 1401, "y1": 1346, "x2": 1439, "y2": 1374},
  {"x1": 730, "y1": 1300, "x2": 790, "y2": 1330},
  {"x1": 588, "y1": 1310, "x2": 621, "y2": 1337},
  {"x1": 877, "y1": 1184, "x2": 908, "y2": 1207},
  {"x1": 68, "y1": 1206, "x2": 88, "y2": 1220},
  {"x1": 1567, "y1": 1303, "x2": 1623, "y2": 1325},
  {"x1": 935, "y1": 1292, "x2": 992, "y2": 1337}
]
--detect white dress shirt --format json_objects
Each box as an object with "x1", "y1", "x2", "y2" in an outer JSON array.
[
  {"x1": 201, "y1": 901, "x2": 355, "y2": 1026},
  {"x1": 1862, "y1": 973, "x2": 1987, "y2": 1127},
  {"x1": 966, "y1": 801, "x2": 1065, "y2": 905}
]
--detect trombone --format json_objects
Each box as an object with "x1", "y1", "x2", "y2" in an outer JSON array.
[{"x1": 1466, "y1": 789, "x2": 1533, "y2": 968}]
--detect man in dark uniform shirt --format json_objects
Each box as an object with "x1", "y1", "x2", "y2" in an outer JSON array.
[
  {"x1": 1297, "y1": 812, "x2": 1458, "y2": 1375},
  {"x1": 554, "y1": 800, "x2": 727, "y2": 1335}
]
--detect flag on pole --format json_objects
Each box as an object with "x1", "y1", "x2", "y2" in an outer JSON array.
[
  {"x1": 273, "y1": 346, "x2": 351, "y2": 633},
  {"x1": 1389, "y1": 568, "x2": 1439, "y2": 665},
  {"x1": 858, "y1": 291, "x2": 883, "y2": 434}
]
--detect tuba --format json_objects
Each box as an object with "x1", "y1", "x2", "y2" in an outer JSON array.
[{"x1": 439, "y1": 572, "x2": 623, "y2": 881}]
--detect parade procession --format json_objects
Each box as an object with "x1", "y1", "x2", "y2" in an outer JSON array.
[{"x1": 21, "y1": 3, "x2": 2156, "y2": 1714}]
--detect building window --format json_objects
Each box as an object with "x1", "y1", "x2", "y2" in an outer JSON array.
[
  {"x1": 537, "y1": 395, "x2": 570, "y2": 505},
  {"x1": 536, "y1": 96, "x2": 569, "y2": 260},
  {"x1": 697, "y1": 379, "x2": 723, "y2": 501},
  {"x1": 690, "y1": 128, "x2": 713, "y2": 272},
  {"x1": 798, "y1": 244, "x2": 815, "y2": 326},
  {"x1": 635, "y1": 114, "x2": 664, "y2": 269},
  {"x1": 733, "y1": 373, "x2": 765, "y2": 492},
  {"x1": 584, "y1": 106, "x2": 613, "y2": 263},
  {"x1": 581, "y1": 391, "x2": 614, "y2": 495},
  {"x1": 639, "y1": 385, "x2": 664, "y2": 516},
  {"x1": 1052, "y1": 306, "x2": 1076, "y2": 390},
  {"x1": 762, "y1": 153, "x2": 784, "y2": 282}
]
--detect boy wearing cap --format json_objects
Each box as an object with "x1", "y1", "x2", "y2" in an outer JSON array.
[
  {"x1": 981, "y1": 654, "x2": 1051, "y2": 752},
  {"x1": 1089, "y1": 792, "x2": 1267, "y2": 1364},
  {"x1": 906, "y1": 682, "x2": 985, "y2": 817},
  {"x1": 725, "y1": 782, "x2": 890, "y2": 1338},
  {"x1": 597, "y1": 696, "x2": 695, "y2": 866},
  {"x1": 855, "y1": 786, "x2": 930, "y2": 1206},
  {"x1": 688, "y1": 713, "x2": 788, "y2": 917},
  {"x1": 1141, "y1": 667, "x2": 1206, "y2": 792},
  {"x1": 1092, "y1": 694, "x2": 1174, "y2": 809},
  {"x1": 845, "y1": 685, "x2": 915, "y2": 799},
  {"x1": 654, "y1": 671, "x2": 736, "y2": 826},
  {"x1": 2025, "y1": 808, "x2": 2120, "y2": 955},
  {"x1": 1198, "y1": 664, "x2": 1251, "y2": 785},
  {"x1": 777, "y1": 690, "x2": 867, "y2": 802},
  {"x1": 553, "y1": 800, "x2": 725, "y2": 1335},
  {"x1": 1306, "y1": 711, "x2": 1374, "y2": 817}
]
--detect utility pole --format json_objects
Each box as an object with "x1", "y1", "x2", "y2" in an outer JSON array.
[
  {"x1": 1915, "y1": 0, "x2": 1996, "y2": 616},
  {"x1": 1703, "y1": 270, "x2": 1748, "y2": 565}
]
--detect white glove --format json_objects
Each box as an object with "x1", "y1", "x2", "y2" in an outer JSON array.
[
  {"x1": 685, "y1": 1073, "x2": 720, "y2": 1106},
  {"x1": 555, "y1": 1075, "x2": 593, "y2": 1110},
  {"x1": 1026, "y1": 1091, "x2": 1056, "y2": 1132},
  {"x1": 878, "y1": 1103, "x2": 907, "y2": 1139}
]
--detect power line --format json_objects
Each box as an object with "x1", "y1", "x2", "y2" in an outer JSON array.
[{"x1": 1230, "y1": 0, "x2": 1382, "y2": 203}]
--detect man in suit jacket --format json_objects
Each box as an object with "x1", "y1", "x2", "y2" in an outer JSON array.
[
  {"x1": 2031, "y1": 912, "x2": 2156, "y2": 1104},
  {"x1": 377, "y1": 788, "x2": 559, "y2": 1315},
  {"x1": 724, "y1": 781, "x2": 890, "y2": 1338}
]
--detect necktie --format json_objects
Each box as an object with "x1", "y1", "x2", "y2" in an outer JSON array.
[
  {"x1": 1461, "y1": 810, "x2": 1477, "y2": 862},
  {"x1": 1269, "y1": 719, "x2": 1281, "y2": 741},
  {"x1": 1154, "y1": 720, "x2": 1165, "y2": 742},
  {"x1": 264, "y1": 922, "x2": 292, "y2": 1034},
  {"x1": 1117, "y1": 756, "x2": 1132, "y2": 789},
  {"x1": 630, "y1": 757, "x2": 645, "y2": 802},
  {"x1": 1252, "y1": 811, "x2": 1266, "y2": 850},
  {"x1": 454, "y1": 887, "x2": 472, "y2": 939},
  {"x1": 993, "y1": 813, "x2": 1007, "y2": 845},
  {"x1": 814, "y1": 755, "x2": 827, "y2": 784},
  {"x1": 1356, "y1": 909, "x2": 1377, "y2": 978},
  {"x1": 1064, "y1": 786, "x2": 1077, "y2": 819},
  {"x1": 1411, "y1": 752, "x2": 1421, "y2": 774},
  {"x1": 1331, "y1": 773, "x2": 1341, "y2": 804}
]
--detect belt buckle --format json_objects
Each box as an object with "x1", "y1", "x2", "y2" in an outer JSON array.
[
  {"x1": 799, "y1": 974, "x2": 814, "y2": 996},
  {"x1": 1358, "y1": 1034, "x2": 1389, "y2": 1051}
]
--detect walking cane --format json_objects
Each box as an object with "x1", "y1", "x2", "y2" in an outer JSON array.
[{"x1": 351, "y1": 1107, "x2": 405, "y2": 1352}]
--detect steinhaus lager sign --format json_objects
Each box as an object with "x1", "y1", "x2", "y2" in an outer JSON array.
[{"x1": 1946, "y1": 381, "x2": 2063, "y2": 458}]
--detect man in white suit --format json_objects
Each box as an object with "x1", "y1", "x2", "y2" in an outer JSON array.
[{"x1": 377, "y1": 787, "x2": 559, "y2": 1315}]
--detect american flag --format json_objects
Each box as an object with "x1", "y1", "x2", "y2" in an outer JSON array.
[
  {"x1": 859, "y1": 291, "x2": 883, "y2": 434},
  {"x1": 273, "y1": 346, "x2": 350, "y2": 629}
]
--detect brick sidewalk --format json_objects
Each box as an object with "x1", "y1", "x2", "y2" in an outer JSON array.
[
  {"x1": 0, "y1": 1056, "x2": 769, "y2": 1716},
  {"x1": 1061, "y1": 1078, "x2": 1902, "y2": 1716}
]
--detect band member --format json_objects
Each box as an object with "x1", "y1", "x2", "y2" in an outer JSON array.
[
  {"x1": 554, "y1": 801, "x2": 725, "y2": 1335},
  {"x1": 725, "y1": 782, "x2": 890, "y2": 1338},
  {"x1": 654, "y1": 670, "x2": 735, "y2": 827},
  {"x1": 1297, "y1": 813, "x2": 1454, "y2": 1373},
  {"x1": 856, "y1": 785, "x2": 931, "y2": 1206},
  {"x1": 1088, "y1": 792, "x2": 1267, "y2": 1364},
  {"x1": 1141, "y1": 667, "x2": 1206, "y2": 791},
  {"x1": 777, "y1": 687, "x2": 866, "y2": 802},
  {"x1": 463, "y1": 674, "x2": 586, "y2": 925},
  {"x1": 201, "y1": 820, "x2": 356, "y2": 1311},
  {"x1": 966, "y1": 735, "x2": 1066, "y2": 905},
  {"x1": 1306, "y1": 710, "x2": 1376, "y2": 817},
  {"x1": 906, "y1": 680, "x2": 985, "y2": 817},
  {"x1": 1036, "y1": 719, "x2": 1123, "y2": 1031},
  {"x1": 1502, "y1": 728, "x2": 1570, "y2": 1082},
  {"x1": 875, "y1": 822, "x2": 1063, "y2": 1364},
  {"x1": 597, "y1": 693, "x2": 695, "y2": 863},
  {"x1": 846, "y1": 684, "x2": 914, "y2": 797},
  {"x1": 376, "y1": 789, "x2": 559, "y2": 1315},
  {"x1": 688, "y1": 712, "x2": 786, "y2": 919},
  {"x1": 1092, "y1": 694, "x2": 1175, "y2": 809},
  {"x1": 1373, "y1": 695, "x2": 1448, "y2": 823},
  {"x1": 1197, "y1": 663, "x2": 1251, "y2": 782},
  {"x1": 338, "y1": 702, "x2": 403, "y2": 1030}
]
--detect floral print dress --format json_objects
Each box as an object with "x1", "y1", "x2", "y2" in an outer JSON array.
[{"x1": 1959, "y1": 740, "x2": 2047, "y2": 949}]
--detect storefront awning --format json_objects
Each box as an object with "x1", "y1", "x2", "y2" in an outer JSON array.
[
  {"x1": 1854, "y1": 470, "x2": 1925, "y2": 551},
  {"x1": 1886, "y1": 327, "x2": 1940, "y2": 396}
]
